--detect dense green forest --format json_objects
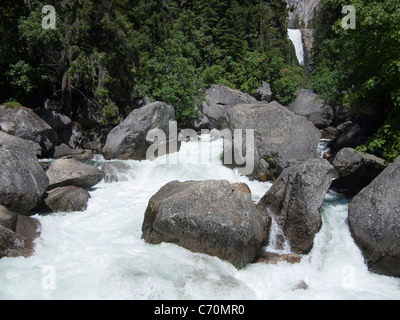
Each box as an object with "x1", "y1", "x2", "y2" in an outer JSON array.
[
  {"x1": 0, "y1": 0, "x2": 302, "y2": 126},
  {"x1": 312, "y1": 0, "x2": 400, "y2": 162},
  {"x1": 1, "y1": 0, "x2": 399, "y2": 161}
]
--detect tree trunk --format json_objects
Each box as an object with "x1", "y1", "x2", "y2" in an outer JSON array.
[
  {"x1": 61, "y1": 31, "x2": 72, "y2": 117},
  {"x1": 23, "y1": 0, "x2": 31, "y2": 11}
]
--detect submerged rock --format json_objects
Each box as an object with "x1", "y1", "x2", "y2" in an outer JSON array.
[
  {"x1": 101, "y1": 162, "x2": 132, "y2": 183},
  {"x1": 255, "y1": 251, "x2": 302, "y2": 265},
  {"x1": 349, "y1": 156, "x2": 400, "y2": 278},
  {"x1": 142, "y1": 180, "x2": 270, "y2": 269}
]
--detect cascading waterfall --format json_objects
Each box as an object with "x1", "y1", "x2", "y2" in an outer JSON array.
[
  {"x1": 317, "y1": 139, "x2": 332, "y2": 158},
  {"x1": 288, "y1": 29, "x2": 305, "y2": 65},
  {"x1": 1, "y1": 136, "x2": 400, "y2": 300}
]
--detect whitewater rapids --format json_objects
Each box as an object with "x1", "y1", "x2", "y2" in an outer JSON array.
[{"x1": 1, "y1": 136, "x2": 399, "y2": 300}]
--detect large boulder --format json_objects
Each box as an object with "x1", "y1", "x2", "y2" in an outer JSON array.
[
  {"x1": 330, "y1": 148, "x2": 386, "y2": 197},
  {"x1": 42, "y1": 186, "x2": 91, "y2": 213},
  {"x1": 287, "y1": 89, "x2": 334, "y2": 129},
  {"x1": 0, "y1": 105, "x2": 56, "y2": 156},
  {"x1": 328, "y1": 114, "x2": 382, "y2": 154},
  {"x1": 348, "y1": 156, "x2": 400, "y2": 278},
  {"x1": 102, "y1": 102, "x2": 175, "y2": 160},
  {"x1": 142, "y1": 180, "x2": 270, "y2": 269},
  {"x1": 36, "y1": 108, "x2": 72, "y2": 131},
  {"x1": 200, "y1": 85, "x2": 260, "y2": 129},
  {"x1": 0, "y1": 132, "x2": 49, "y2": 214},
  {"x1": 222, "y1": 102, "x2": 321, "y2": 181},
  {"x1": 257, "y1": 159, "x2": 334, "y2": 254},
  {"x1": 46, "y1": 159, "x2": 104, "y2": 190}
]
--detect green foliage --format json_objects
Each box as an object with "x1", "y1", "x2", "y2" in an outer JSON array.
[
  {"x1": 139, "y1": 30, "x2": 203, "y2": 126},
  {"x1": 311, "y1": 67, "x2": 343, "y2": 106},
  {"x1": 264, "y1": 56, "x2": 306, "y2": 105},
  {"x1": 2, "y1": 99, "x2": 23, "y2": 109},
  {"x1": 7, "y1": 60, "x2": 46, "y2": 95},
  {"x1": 357, "y1": 106, "x2": 400, "y2": 162},
  {"x1": 313, "y1": 0, "x2": 400, "y2": 162},
  {"x1": 273, "y1": 66, "x2": 306, "y2": 105},
  {"x1": 1, "y1": 0, "x2": 305, "y2": 126}
]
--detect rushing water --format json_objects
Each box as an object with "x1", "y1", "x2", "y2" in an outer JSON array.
[
  {"x1": 1, "y1": 136, "x2": 400, "y2": 300},
  {"x1": 288, "y1": 29, "x2": 305, "y2": 66}
]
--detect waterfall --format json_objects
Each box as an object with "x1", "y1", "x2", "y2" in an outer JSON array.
[
  {"x1": 317, "y1": 139, "x2": 332, "y2": 158},
  {"x1": 288, "y1": 29, "x2": 305, "y2": 65}
]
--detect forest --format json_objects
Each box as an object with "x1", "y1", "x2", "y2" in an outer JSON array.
[
  {"x1": 0, "y1": 0, "x2": 399, "y2": 161},
  {"x1": 0, "y1": 0, "x2": 301, "y2": 125}
]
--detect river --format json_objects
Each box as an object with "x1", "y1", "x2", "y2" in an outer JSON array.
[{"x1": 1, "y1": 136, "x2": 400, "y2": 300}]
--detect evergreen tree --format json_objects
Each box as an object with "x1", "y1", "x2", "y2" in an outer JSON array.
[{"x1": 1, "y1": 0, "x2": 304, "y2": 124}]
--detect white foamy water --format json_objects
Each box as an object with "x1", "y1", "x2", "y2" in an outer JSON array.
[
  {"x1": 288, "y1": 29, "x2": 305, "y2": 65},
  {"x1": 1, "y1": 136, "x2": 400, "y2": 300}
]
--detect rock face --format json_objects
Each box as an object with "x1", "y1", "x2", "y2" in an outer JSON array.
[
  {"x1": 0, "y1": 105, "x2": 56, "y2": 156},
  {"x1": 258, "y1": 159, "x2": 334, "y2": 254},
  {"x1": 46, "y1": 159, "x2": 104, "y2": 190},
  {"x1": 102, "y1": 102, "x2": 175, "y2": 160},
  {"x1": 200, "y1": 85, "x2": 260, "y2": 129},
  {"x1": 301, "y1": 29, "x2": 315, "y2": 66},
  {"x1": 330, "y1": 148, "x2": 386, "y2": 197},
  {"x1": 101, "y1": 162, "x2": 132, "y2": 183},
  {"x1": 223, "y1": 102, "x2": 321, "y2": 181},
  {"x1": 0, "y1": 132, "x2": 49, "y2": 214},
  {"x1": 142, "y1": 180, "x2": 270, "y2": 269},
  {"x1": 286, "y1": 0, "x2": 322, "y2": 28},
  {"x1": 287, "y1": 89, "x2": 334, "y2": 129},
  {"x1": 348, "y1": 156, "x2": 400, "y2": 278}
]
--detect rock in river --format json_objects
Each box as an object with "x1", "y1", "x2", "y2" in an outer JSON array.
[{"x1": 142, "y1": 180, "x2": 270, "y2": 269}]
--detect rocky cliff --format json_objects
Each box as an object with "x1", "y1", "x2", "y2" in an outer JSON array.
[{"x1": 286, "y1": 0, "x2": 321, "y2": 28}]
